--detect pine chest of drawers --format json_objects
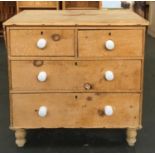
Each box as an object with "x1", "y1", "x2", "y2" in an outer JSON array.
[{"x1": 3, "y1": 10, "x2": 149, "y2": 147}]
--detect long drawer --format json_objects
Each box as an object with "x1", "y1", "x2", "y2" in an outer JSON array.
[
  {"x1": 78, "y1": 29, "x2": 143, "y2": 57},
  {"x1": 11, "y1": 93, "x2": 140, "y2": 128},
  {"x1": 9, "y1": 29, "x2": 75, "y2": 56},
  {"x1": 11, "y1": 60, "x2": 141, "y2": 92}
]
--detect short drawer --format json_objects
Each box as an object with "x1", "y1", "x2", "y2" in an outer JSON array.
[
  {"x1": 11, "y1": 60, "x2": 141, "y2": 92},
  {"x1": 9, "y1": 29, "x2": 75, "y2": 56},
  {"x1": 18, "y1": 1, "x2": 57, "y2": 8},
  {"x1": 11, "y1": 93, "x2": 140, "y2": 128},
  {"x1": 78, "y1": 29, "x2": 143, "y2": 57}
]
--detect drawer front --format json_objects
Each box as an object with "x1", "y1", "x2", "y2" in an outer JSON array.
[
  {"x1": 78, "y1": 30, "x2": 143, "y2": 57},
  {"x1": 9, "y1": 29, "x2": 75, "y2": 56},
  {"x1": 11, "y1": 93, "x2": 140, "y2": 128},
  {"x1": 11, "y1": 60, "x2": 141, "y2": 91},
  {"x1": 18, "y1": 1, "x2": 57, "y2": 7}
]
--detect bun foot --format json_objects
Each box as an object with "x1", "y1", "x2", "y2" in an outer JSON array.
[
  {"x1": 15, "y1": 129, "x2": 26, "y2": 147},
  {"x1": 126, "y1": 128, "x2": 137, "y2": 147}
]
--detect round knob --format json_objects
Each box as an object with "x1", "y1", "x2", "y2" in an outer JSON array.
[
  {"x1": 38, "y1": 106, "x2": 48, "y2": 117},
  {"x1": 84, "y1": 83, "x2": 92, "y2": 90},
  {"x1": 105, "y1": 40, "x2": 115, "y2": 50},
  {"x1": 104, "y1": 71, "x2": 114, "y2": 81},
  {"x1": 37, "y1": 38, "x2": 47, "y2": 49},
  {"x1": 104, "y1": 105, "x2": 113, "y2": 116},
  {"x1": 37, "y1": 71, "x2": 47, "y2": 82}
]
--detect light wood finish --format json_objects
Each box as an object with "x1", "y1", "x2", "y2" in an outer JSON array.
[
  {"x1": 11, "y1": 60, "x2": 141, "y2": 92},
  {"x1": 9, "y1": 56, "x2": 144, "y2": 61},
  {"x1": 16, "y1": 1, "x2": 59, "y2": 13},
  {"x1": 9, "y1": 29, "x2": 75, "y2": 56},
  {"x1": 3, "y1": 10, "x2": 149, "y2": 26},
  {"x1": 62, "y1": 1, "x2": 102, "y2": 10},
  {"x1": 126, "y1": 128, "x2": 137, "y2": 146},
  {"x1": 11, "y1": 93, "x2": 140, "y2": 128},
  {"x1": 3, "y1": 10, "x2": 148, "y2": 147},
  {"x1": 15, "y1": 129, "x2": 26, "y2": 147},
  {"x1": 78, "y1": 29, "x2": 143, "y2": 57}
]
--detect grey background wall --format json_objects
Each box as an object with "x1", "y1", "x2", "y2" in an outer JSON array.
[{"x1": 148, "y1": 2, "x2": 155, "y2": 37}]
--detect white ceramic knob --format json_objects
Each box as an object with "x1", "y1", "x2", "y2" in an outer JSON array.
[
  {"x1": 104, "y1": 71, "x2": 114, "y2": 81},
  {"x1": 104, "y1": 105, "x2": 113, "y2": 116},
  {"x1": 37, "y1": 38, "x2": 47, "y2": 49},
  {"x1": 37, "y1": 71, "x2": 47, "y2": 82},
  {"x1": 38, "y1": 106, "x2": 48, "y2": 117},
  {"x1": 105, "y1": 40, "x2": 115, "y2": 50}
]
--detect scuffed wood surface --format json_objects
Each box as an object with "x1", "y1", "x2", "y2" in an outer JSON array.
[
  {"x1": 3, "y1": 10, "x2": 149, "y2": 26},
  {"x1": 11, "y1": 93, "x2": 140, "y2": 128}
]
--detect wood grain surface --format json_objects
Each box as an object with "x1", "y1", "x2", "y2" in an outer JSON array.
[
  {"x1": 3, "y1": 10, "x2": 149, "y2": 26},
  {"x1": 11, "y1": 93, "x2": 140, "y2": 128}
]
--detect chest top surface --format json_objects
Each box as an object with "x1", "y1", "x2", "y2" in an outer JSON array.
[{"x1": 3, "y1": 9, "x2": 149, "y2": 27}]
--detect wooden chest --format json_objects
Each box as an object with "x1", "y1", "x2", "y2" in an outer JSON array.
[{"x1": 3, "y1": 10, "x2": 148, "y2": 147}]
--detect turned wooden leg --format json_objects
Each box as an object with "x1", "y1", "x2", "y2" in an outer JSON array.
[
  {"x1": 15, "y1": 129, "x2": 26, "y2": 147},
  {"x1": 126, "y1": 128, "x2": 137, "y2": 147}
]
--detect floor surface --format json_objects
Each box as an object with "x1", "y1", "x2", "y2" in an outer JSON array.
[{"x1": 0, "y1": 35, "x2": 155, "y2": 153}]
